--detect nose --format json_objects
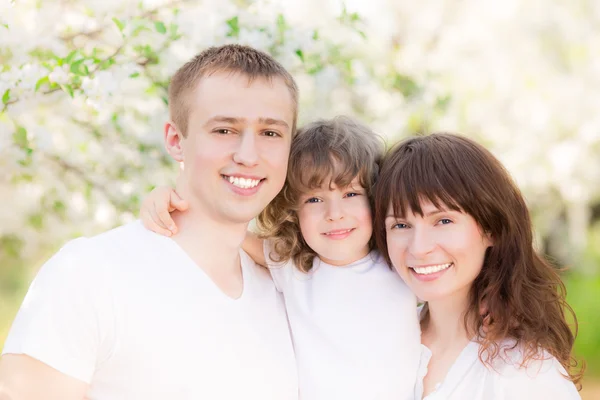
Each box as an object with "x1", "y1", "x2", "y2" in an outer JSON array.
[
  {"x1": 232, "y1": 131, "x2": 259, "y2": 167},
  {"x1": 408, "y1": 226, "x2": 435, "y2": 258},
  {"x1": 325, "y1": 198, "x2": 344, "y2": 221}
]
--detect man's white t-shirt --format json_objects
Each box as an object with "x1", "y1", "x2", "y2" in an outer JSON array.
[
  {"x1": 415, "y1": 340, "x2": 581, "y2": 399},
  {"x1": 265, "y1": 243, "x2": 421, "y2": 400},
  {"x1": 3, "y1": 221, "x2": 298, "y2": 400}
]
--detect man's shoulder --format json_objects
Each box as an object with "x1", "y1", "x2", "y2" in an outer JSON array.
[
  {"x1": 77, "y1": 220, "x2": 159, "y2": 253},
  {"x1": 86, "y1": 220, "x2": 149, "y2": 246},
  {"x1": 49, "y1": 221, "x2": 157, "y2": 273}
]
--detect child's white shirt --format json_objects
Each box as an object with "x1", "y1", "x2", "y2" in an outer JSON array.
[{"x1": 265, "y1": 241, "x2": 421, "y2": 400}]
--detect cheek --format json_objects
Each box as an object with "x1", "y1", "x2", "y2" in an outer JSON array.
[
  {"x1": 262, "y1": 142, "x2": 290, "y2": 168},
  {"x1": 187, "y1": 137, "x2": 226, "y2": 165},
  {"x1": 386, "y1": 235, "x2": 406, "y2": 268},
  {"x1": 297, "y1": 210, "x2": 319, "y2": 241},
  {"x1": 267, "y1": 151, "x2": 289, "y2": 184},
  {"x1": 353, "y1": 200, "x2": 373, "y2": 225}
]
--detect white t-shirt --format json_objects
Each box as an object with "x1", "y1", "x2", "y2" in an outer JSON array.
[
  {"x1": 265, "y1": 242, "x2": 421, "y2": 400},
  {"x1": 416, "y1": 338, "x2": 581, "y2": 399},
  {"x1": 3, "y1": 221, "x2": 298, "y2": 400}
]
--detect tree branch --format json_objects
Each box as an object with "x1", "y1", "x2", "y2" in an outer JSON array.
[{"x1": 44, "y1": 153, "x2": 133, "y2": 212}]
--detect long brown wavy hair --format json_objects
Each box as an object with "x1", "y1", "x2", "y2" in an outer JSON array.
[
  {"x1": 373, "y1": 133, "x2": 584, "y2": 387},
  {"x1": 257, "y1": 116, "x2": 384, "y2": 272}
]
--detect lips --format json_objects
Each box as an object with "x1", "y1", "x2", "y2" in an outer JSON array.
[
  {"x1": 323, "y1": 228, "x2": 354, "y2": 236},
  {"x1": 321, "y1": 228, "x2": 355, "y2": 240}
]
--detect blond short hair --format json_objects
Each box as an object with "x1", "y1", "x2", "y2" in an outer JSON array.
[{"x1": 168, "y1": 44, "x2": 299, "y2": 136}]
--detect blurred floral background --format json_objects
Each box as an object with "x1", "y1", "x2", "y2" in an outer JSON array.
[{"x1": 1, "y1": 0, "x2": 599, "y2": 396}]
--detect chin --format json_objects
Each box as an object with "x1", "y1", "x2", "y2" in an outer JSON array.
[
  {"x1": 216, "y1": 209, "x2": 260, "y2": 225},
  {"x1": 415, "y1": 290, "x2": 453, "y2": 304}
]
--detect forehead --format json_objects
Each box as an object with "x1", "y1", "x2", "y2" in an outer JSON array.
[
  {"x1": 190, "y1": 71, "x2": 295, "y2": 126},
  {"x1": 387, "y1": 197, "x2": 453, "y2": 216},
  {"x1": 302, "y1": 176, "x2": 364, "y2": 192}
]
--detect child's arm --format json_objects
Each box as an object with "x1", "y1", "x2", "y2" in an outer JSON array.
[
  {"x1": 139, "y1": 186, "x2": 188, "y2": 236},
  {"x1": 140, "y1": 187, "x2": 268, "y2": 268},
  {"x1": 242, "y1": 231, "x2": 266, "y2": 268}
]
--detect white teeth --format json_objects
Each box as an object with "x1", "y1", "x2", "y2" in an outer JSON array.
[
  {"x1": 227, "y1": 176, "x2": 261, "y2": 189},
  {"x1": 324, "y1": 229, "x2": 352, "y2": 235},
  {"x1": 410, "y1": 263, "x2": 453, "y2": 275}
]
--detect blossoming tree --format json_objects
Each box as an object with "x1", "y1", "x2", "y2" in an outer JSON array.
[{"x1": 1, "y1": 0, "x2": 599, "y2": 279}]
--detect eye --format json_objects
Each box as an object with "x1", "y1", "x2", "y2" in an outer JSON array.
[
  {"x1": 345, "y1": 192, "x2": 360, "y2": 198},
  {"x1": 305, "y1": 197, "x2": 322, "y2": 204},
  {"x1": 215, "y1": 128, "x2": 232, "y2": 135},
  {"x1": 437, "y1": 218, "x2": 453, "y2": 225},
  {"x1": 263, "y1": 130, "x2": 281, "y2": 138},
  {"x1": 391, "y1": 222, "x2": 409, "y2": 229}
]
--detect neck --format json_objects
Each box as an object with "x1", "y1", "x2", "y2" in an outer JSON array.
[
  {"x1": 170, "y1": 184, "x2": 248, "y2": 274},
  {"x1": 423, "y1": 292, "x2": 472, "y2": 349}
]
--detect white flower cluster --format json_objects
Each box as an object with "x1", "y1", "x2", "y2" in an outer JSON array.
[{"x1": 1, "y1": 0, "x2": 598, "y2": 268}]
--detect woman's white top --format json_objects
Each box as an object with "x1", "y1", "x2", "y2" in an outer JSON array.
[
  {"x1": 416, "y1": 337, "x2": 581, "y2": 399},
  {"x1": 265, "y1": 243, "x2": 421, "y2": 400}
]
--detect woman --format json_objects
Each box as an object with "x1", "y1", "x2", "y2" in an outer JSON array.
[{"x1": 373, "y1": 133, "x2": 584, "y2": 399}]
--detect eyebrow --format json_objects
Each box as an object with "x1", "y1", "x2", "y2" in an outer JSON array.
[
  {"x1": 204, "y1": 116, "x2": 289, "y2": 129},
  {"x1": 258, "y1": 117, "x2": 289, "y2": 129},
  {"x1": 425, "y1": 209, "x2": 447, "y2": 217},
  {"x1": 385, "y1": 209, "x2": 448, "y2": 219}
]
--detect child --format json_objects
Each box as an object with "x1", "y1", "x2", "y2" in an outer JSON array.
[{"x1": 141, "y1": 116, "x2": 421, "y2": 400}]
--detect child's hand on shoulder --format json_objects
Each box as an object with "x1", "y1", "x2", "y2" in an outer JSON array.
[{"x1": 140, "y1": 186, "x2": 188, "y2": 236}]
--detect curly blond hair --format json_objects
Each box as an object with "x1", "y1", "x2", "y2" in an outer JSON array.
[{"x1": 256, "y1": 116, "x2": 384, "y2": 272}]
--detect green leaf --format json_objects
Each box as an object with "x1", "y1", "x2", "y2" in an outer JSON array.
[
  {"x1": 168, "y1": 23, "x2": 181, "y2": 40},
  {"x1": 1, "y1": 23, "x2": 8, "y2": 30},
  {"x1": 53, "y1": 200, "x2": 67, "y2": 216},
  {"x1": 129, "y1": 72, "x2": 140, "y2": 78},
  {"x1": 71, "y1": 59, "x2": 90, "y2": 76},
  {"x1": 295, "y1": 49, "x2": 304, "y2": 62},
  {"x1": 64, "y1": 50, "x2": 78, "y2": 64},
  {"x1": 154, "y1": 21, "x2": 166, "y2": 34},
  {"x1": 434, "y1": 95, "x2": 452, "y2": 112},
  {"x1": 226, "y1": 16, "x2": 239, "y2": 37},
  {"x1": 2, "y1": 89, "x2": 9, "y2": 104},
  {"x1": 112, "y1": 17, "x2": 125, "y2": 32},
  {"x1": 97, "y1": 58, "x2": 116, "y2": 70},
  {"x1": 70, "y1": 59, "x2": 84, "y2": 73},
  {"x1": 61, "y1": 84, "x2": 75, "y2": 98},
  {"x1": 28, "y1": 213, "x2": 44, "y2": 230},
  {"x1": 131, "y1": 25, "x2": 151, "y2": 37},
  {"x1": 276, "y1": 14, "x2": 286, "y2": 34},
  {"x1": 13, "y1": 126, "x2": 28, "y2": 149},
  {"x1": 392, "y1": 73, "x2": 420, "y2": 98},
  {"x1": 35, "y1": 76, "x2": 50, "y2": 92},
  {"x1": 350, "y1": 12, "x2": 361, "y2": 22}
]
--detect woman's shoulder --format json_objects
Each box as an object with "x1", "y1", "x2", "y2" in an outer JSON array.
[{"x1": 487, "y1": 342, "x2": 580, "y2": 399}]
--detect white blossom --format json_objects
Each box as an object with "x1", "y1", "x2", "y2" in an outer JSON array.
[
  {"x1": 48, "y1": 65, "x2": 71, "y2": 85},
  {"x1": 0, "y1": 0, "x2": 598, "y2": 270}
]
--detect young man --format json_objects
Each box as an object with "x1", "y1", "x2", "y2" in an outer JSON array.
[{"x1": 0, "y1": 45, "x2": 299, "y2": 400}]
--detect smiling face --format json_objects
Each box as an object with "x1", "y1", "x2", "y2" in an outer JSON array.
[
  {"x1": 297, "y1": 177, "x2": 373, "y2": 266},
  {"x1": 165, "y1": 71, "x2": 294, "y2": 225},
  {"x1": 385, "y1": 200, "x2": 492, "y2": 303}
]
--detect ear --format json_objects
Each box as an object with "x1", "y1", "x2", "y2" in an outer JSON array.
[
  {"x1": 483, "y1": 230, "x2": 494, "y2": 248},
  {"x1": 164, "y1": 121, "x2": 184, "y2": 162}
]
